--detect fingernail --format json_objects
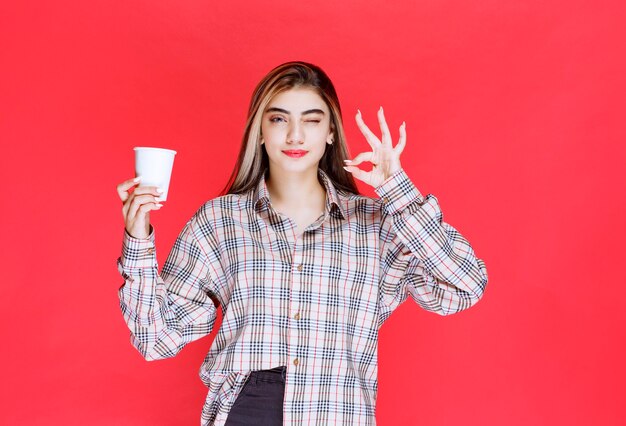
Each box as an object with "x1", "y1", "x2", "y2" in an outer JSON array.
[
  {"x1": 343, "y1": 166, "x2": 350, "y2": 171},
  {"x1": 156, "y1": 188, "x2": 164, "y2": 194},
  {"x1": 155, "y1": 203, "x2": 163, "y2": 208},
  {"x1": 357, "y1": 109, "x2": 361, "y2": 115},
  {"x1": 402, "y1": 121, "x2": 406, "y2": 127},
  {"x1": 344, "y1": 159, "x2": 352, "y2": 163},
  {"x1": 134, "y1": 176, "x2": 141, "y2": 182},
  {"x1": 379, "y1": 106, "x2": 383, "y2": 112}
]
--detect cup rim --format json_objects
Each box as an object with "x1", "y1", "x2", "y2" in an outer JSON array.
[{"x1": 134, "y1": 147, "x2": 177, "y2": 154}]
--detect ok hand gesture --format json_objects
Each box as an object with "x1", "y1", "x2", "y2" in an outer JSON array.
[{"x1": 343, "y1": 107, "x2": 406, "y2": 188}]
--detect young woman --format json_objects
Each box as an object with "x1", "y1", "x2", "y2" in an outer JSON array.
[{"x1": 116, "y1": 61, "x2": 488, "y2": 426}]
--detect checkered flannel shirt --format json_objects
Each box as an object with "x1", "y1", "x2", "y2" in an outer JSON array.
[{"x1": 117, "y1": 167, "x2": 488, "y2": 425}]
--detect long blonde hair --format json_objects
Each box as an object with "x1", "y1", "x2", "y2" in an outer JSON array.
[{"x1": 220, "y1": 61, "x2": 359, "y2": 196}]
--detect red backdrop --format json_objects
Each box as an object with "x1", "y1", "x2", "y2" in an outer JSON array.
[{"x1": 1, "y1": 0, "x2": 624, "y2": 424}]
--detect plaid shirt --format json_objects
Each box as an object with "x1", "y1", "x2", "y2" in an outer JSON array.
[{"x1": 117, "y1": 168, "x2": 488, "y2": 425}]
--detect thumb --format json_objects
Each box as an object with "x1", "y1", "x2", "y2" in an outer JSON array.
[
  {"x1": 345, "y1": 152, "x2": 373, "y2": 167},
  {"x1": 343, "y1": 165, "x2": 370, "y2": 185}
]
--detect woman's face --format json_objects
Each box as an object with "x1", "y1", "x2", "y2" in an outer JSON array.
[{"x1": 261, "y1": 87, "x2": 333, "y2": 175}]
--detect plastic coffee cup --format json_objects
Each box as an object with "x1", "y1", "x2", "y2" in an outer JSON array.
[{"x1": 134, "y1": 147, "x2": 177, "y2": 202}]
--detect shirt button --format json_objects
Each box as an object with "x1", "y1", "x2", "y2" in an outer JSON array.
[
  {"x1": 146, "y1": 248, "x2": 155, "y2": 254},
  {"x1": 294, "y1": 313, "x2": 300, "y2": 320},
  {"x1": 382, "y1": 196, "x2": 390, "y2": 204},
  {"x1": 293, "y1": 358, "x2": 299, "y2": 366},
  {"x1": 297, "y1": 264, "x2": 303, "y2": 272}
]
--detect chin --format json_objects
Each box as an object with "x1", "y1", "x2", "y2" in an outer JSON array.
[
  {"x1": 281, "y1": 163, "x2": 317, "y2": 173},
  {"x1": 270, "y1": 158, "x2": 322, "y2": 174}
]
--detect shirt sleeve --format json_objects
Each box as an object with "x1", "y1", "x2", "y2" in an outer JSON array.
[
  {"x1": 375, "y1": 168, "x2": 489, "y2": 323},
  {"x1": 116, "y1": 212, "x2": 218, "y2": 361}
]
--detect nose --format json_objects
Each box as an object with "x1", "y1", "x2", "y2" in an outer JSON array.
[{"x1": 287, "y1": 121, "x2": 304, "y2": 144}]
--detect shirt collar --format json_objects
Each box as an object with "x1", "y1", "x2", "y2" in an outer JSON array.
[{"x1": 253, "y1": 168, "x2": 347, "y2": 220}]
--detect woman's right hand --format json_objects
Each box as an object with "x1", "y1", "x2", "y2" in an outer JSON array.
[{"x1": 117, "y1": 177, "x2": 164, "y2": 239}]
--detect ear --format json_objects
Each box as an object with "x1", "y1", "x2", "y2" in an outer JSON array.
[
  {"x1": 327, "y1": 120, "x2": 336, "y2": 144},
  {"x1": 327, "y1": 130, "x2": 334, "y2": 145}
]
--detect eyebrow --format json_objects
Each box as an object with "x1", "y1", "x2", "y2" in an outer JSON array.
[{"x1": 265, "y1": 107, "x2": 326, "y2": 115}]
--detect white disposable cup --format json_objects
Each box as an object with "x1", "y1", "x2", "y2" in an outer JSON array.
[{"x1": 134, "y1": 147, "x2": 177, "y2": 202}]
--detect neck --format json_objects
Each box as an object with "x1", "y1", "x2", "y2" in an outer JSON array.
[{"x1": 265, "y1": 167, "x2": 326, "y2": 212}]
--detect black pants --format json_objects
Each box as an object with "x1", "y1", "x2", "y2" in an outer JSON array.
[{"x1": 224, "y1": 366, "x2": 286, "y2": 426}]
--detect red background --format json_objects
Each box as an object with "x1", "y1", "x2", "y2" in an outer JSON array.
[{"x1": 1, "y1": 0, "x2": 624, "y2": 424}]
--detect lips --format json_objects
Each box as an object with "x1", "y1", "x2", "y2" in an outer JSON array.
[{"x1": 282, "y1": 150, "x2": 309, "y2": 158}]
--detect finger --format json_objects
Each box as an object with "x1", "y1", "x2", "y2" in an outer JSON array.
[
  {"x1": 395, "y1": 121, "x2": 406, "y2": 154},
  {"x1": 343, "y1": 165, "x2": 370, "y2": 185},
  {"x1": 127, "y1": 200, "x2": 162, "y2": 225},
  {"x1": 124, "y1": 186, "x2": 163, "y2": 211},
  {"x1": 127, "y1": 202, "x2": 163, "y2": 223},
  {"x1": 122, "y1": 191, "x2": 155, "y2": 219},
  {"x1": 138, "y1": 201, "x2": 163, "y2": 214},
  {"x1": 129, "y1": 201, "x2": 163, "y2": 226},
  {"x1": 133, "y1": 185, "x2": 164, "y2": 197},
  {"x1": 378, "y1": 107, "x2": 392, "y2": 145},
  {"x1": 117, "y1": 177, "x2": 142, "y2": 203},
  {"x1": 355, "y1": 110, "x2": 381, "y2": 150},
  {"x1": 127, "y1": 194, "x2": 163, "y2": 222},
  {"x1": 344, "y1": 152, "x2": 373, "y2": 166}
]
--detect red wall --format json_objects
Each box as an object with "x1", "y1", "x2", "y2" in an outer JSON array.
[{"x1": 1, "y1": 0, "x2": 624, "y2": 424}]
